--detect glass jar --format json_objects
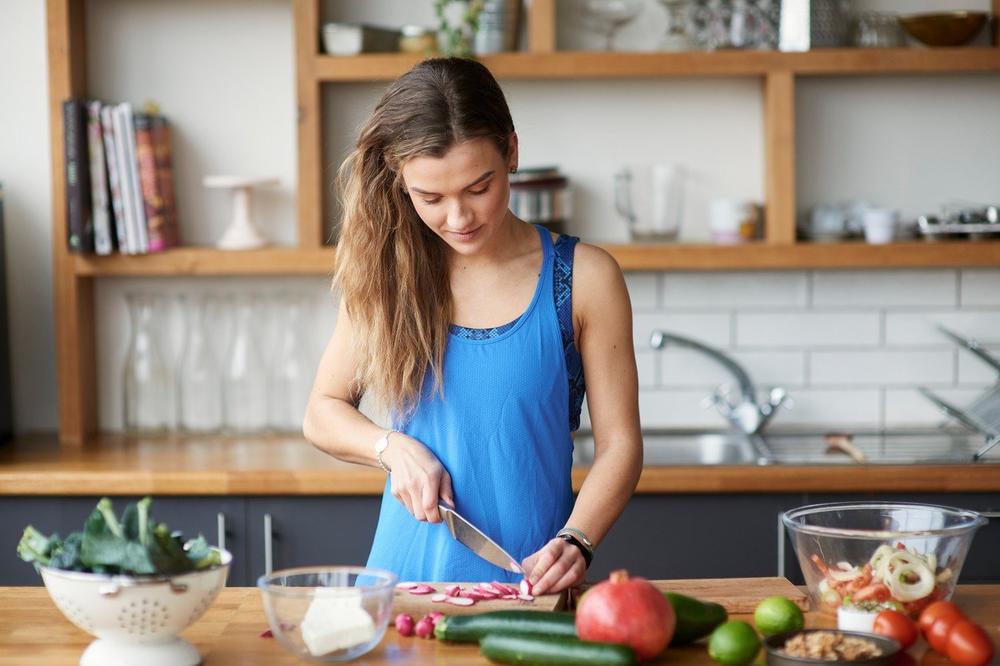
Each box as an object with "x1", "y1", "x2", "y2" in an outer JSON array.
[
  {"x1": 267, "y1": 293, "x2": 314, "y2": 433},
  {"x1": 177, "y1": 294, "x2": 223, "y2": 433},
  {"x1": 222, "y1": 294, "x2": 268, "y2": 433},
  {"x1": 399, "y1": 25, "x2": 437, "y2": 54},
  {"x1": 123, "y1": 293, "x2": 171, "y2": 433}
]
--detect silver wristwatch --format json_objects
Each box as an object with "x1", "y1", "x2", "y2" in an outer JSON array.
[{"x1": 374, "y1": 430, "x2": 394, "y2": 473}]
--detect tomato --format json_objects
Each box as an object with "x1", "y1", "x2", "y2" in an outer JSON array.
[
  {"x1": 918, "y1": 600, "x2": 962, "y2": 638},
  {"x1": 873, "y1": 609, "x2": 918, "y2": 650},
  {"x1": 946, "y1": 619, "x2": 995, "y2": 666},
  {"x1": 927, "y1": 612, "x2": 965, "y2": 654}
]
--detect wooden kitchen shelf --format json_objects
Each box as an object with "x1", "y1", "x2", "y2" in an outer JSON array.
[
  {"x1": 315, "y1": 48, "x2": 1000, "y2": 82},
  {"x1": 46, "y1": 0, "x2": 1000, "y2": 445},
  {"x1": 72, "y1": 240, "x2": 1000, "y2": 275}
]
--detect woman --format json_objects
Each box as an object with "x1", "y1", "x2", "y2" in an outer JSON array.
[{"x1": 303, "y1": 57, "x2": 642, "y2": 595}]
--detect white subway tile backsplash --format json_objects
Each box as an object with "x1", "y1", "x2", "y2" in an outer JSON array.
[
  {"x1": 624, "y1": 273, "x2": 658, "y2": 310},
  {"x1": 638, "y1": 390, "x2": 730, "y2": 429},
  {"x1": 775, "y1": 389, "x2": 881, "y2": 428},
  {"x1": 736, "y1": 312, "x2": 880, "y2": 348},
  {"x1": 885, "y1": 311, "x2": 1000, "y2": 345},
  {"x1": 884, "y1": 388, "x2": 987, "y2": 427},
  {"x1": 961, "y1": 269, "x2": 1000, "y2": 306},
  {"x1": 957, "y1": 346, "x2": 1000, "y2": 386},
  {"x1": 659, "y1": 349, "x2": 806, "y2": 388},
  {"x1": 810, "y1": 350, "x2": 954, "y2": 386},
  {"x1": 661, "y1": 272, "x2": 808, "y2": 309},
  {"x1": 633, "y1": 312, "x2": 731, "y2": 350},
  {"x1": 636, "y1": 352, "x2": 657, "y2": 388},
  {"x1": 812, "y1": 270, "x2": 957, "y2": 308}
]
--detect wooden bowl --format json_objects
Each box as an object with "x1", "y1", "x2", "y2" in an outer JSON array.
[{"x1": 898, "y1": 11, "x2": 988, "y2": 47}]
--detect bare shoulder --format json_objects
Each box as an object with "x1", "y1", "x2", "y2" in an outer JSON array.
[{"x1": 570, "y1": 241, "x2": 630, "y2": 323}]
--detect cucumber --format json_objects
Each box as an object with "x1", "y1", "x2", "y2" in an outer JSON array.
[
  {"x1": 664, "y1": 591, "x2": 728, "y2": 645},
  {"x1": 480, "y1": 633, "x2": 636, "y2": 666},
  {"x1": 434, "y1": 610, "x2": 577, "y2": 643}
]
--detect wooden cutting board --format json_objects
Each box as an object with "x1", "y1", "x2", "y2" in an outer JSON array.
[
  {"x1": 392, "y1": 582, "x2": 568, "y2": 617},
  {"x1": 569, "y1": 577, "x2": 809, "y2": 614},
  {"x1": 649, "y1": 577, "x2": 809, "y2": 613}
]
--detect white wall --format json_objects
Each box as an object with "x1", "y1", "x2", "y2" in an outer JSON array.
[{"x1": 1, "y1": 0, "x2": 999, "y2": 433}]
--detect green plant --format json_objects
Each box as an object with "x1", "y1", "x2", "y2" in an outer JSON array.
[
  {"x1": 17, "y1": 496, "x2": 222, "y2": 576},
  {"x1": 434, "y1": 0, "x2": 484, "y2": 58}
]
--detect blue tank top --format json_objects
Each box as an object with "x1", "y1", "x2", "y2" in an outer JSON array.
[{"x1": 366, "y1": 225, "x2": 581, "y2": 583}]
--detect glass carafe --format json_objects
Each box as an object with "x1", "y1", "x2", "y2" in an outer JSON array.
[
  {"x1": 267, "y1": 294, "x2": 314, "y2": 433},
  {"x1": 123, "y1": 293, "x2": 171, "y2": 433},
  {"x1": 223, "y1": 294, "x2": 268, "y2": 433},
  {"x1": 177, "y1": 294, "x2": 223, "y2": 433}
]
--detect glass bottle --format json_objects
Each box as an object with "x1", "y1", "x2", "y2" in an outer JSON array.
[
  {"x1": 267, "y1": 293, "x2": 314, "y2": 433},
  {"x1": 222, "y1": 294, "x2": 268, "y2": 433},
  {"x1": 177, "y1": 294, "x2": 223, "y2": 433},
  {"x1": 123, "y1": 292, "x2": 170, "y2": 433}
]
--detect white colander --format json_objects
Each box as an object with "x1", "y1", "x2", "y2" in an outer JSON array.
[{"x1": 39, "y1": 548, "x2": 231, "y2": 666}]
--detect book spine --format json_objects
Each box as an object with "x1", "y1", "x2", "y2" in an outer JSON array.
[
  {"x1": 134, "y1": 113, "x2": 168, "y2": 252},
  {"x1": 151, "y1": 116, "x2": 179, "y2": 248},
  {"x1": 63, "y1": 98, "x2": 93, "y2": 253},
  {"x1": 119, "y1": 103, "x2": 149, "y2": 253},
  {"x1": 100, "y1": 105, "x2": 129, "y2": 254},
  {"x1": 87, "y1": 100, "x2": 113, "y2": 255},
  {"x1": 111, "y1": 106, "x2": 137, "y2": 254}
]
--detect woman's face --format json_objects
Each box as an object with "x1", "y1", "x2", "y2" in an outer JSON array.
[{"x1": 401, "y1": 135, "x2": 517, "y2": 257}]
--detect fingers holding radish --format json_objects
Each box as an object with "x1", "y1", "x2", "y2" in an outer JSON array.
[{"x1": 524, "y1": 538, "x2": 585, "y2": 595}]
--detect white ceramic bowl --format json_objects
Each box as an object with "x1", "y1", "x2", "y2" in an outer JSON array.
[{"x1": 40, "y1": 548, "x2": 231, "y2": 666}]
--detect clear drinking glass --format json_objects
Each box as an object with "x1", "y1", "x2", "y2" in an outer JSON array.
[
  {"x1": 614, "y1": 164, "x2": 685, "y2": 241},
  {"x1": 177, "y1": 294, "x2": 223, "y2": 433},
  {"x1": 123, "y1": 292, "x2": 171, "y2": 433},
  {"x1": 223, "y1": 294, "x2": 269, "y2": 433},
  {"x1": 267, "y1": 294, "x2": 314, "y2": 433},
  {"x1": 584, "y1": 0, "x2": 644, "y2": 50}
]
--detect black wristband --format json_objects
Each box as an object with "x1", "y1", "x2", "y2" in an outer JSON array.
[{"x1": 557, "y1": 533, "x2": 593, "y2": 569}]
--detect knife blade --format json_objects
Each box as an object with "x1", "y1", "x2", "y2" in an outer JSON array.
[{"x1": 438, "y1": 501, "x2": 523, "y2": 574}]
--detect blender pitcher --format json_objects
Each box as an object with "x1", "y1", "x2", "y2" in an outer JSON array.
[{"x1": 614, "y1": 163, "x2": 684, "y2": 241}]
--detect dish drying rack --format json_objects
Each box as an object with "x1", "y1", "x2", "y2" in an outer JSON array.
[{"x1": 919, "y1": 326, "x2": 1000, "y2": 461}]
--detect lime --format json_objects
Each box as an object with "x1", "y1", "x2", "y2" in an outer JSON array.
[
  {"x1": 707, "y1": 620, "x2": 760, "y2": 666},
  {"x1": 754, "y1": 595, "x2": 805, "y2": 637}
]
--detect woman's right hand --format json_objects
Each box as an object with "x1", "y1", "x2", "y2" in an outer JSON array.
[{"x1": 381, "y1": 433, "x2": 454, "y2": 523}]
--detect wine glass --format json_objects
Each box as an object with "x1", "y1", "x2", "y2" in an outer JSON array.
[{"x1": 584, "y1": 0, "x2": 644, "y2": 51}]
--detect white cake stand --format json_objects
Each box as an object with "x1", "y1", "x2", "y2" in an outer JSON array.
[{"x1": 204, "y1": 175, "x2": 280, "y2": 250}]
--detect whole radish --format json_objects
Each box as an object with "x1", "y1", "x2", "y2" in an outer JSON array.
[{"x1": 394, "y1": 613, "x2": 415, "y2": 637}]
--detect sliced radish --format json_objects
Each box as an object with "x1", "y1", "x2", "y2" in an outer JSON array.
[
  {"x1": 478, "y1": 583, "x2": 502, "y2": 594},
  {"x1": 408, "y1": 584, "x2": 436, "y2": 595},
  {"x1": 445, "y1": 585, "x2": 462, "y2": 597},
  {"x1": 395, "y1": 582, "x2": 419, "y2": 590},
  {"x1": 430, "y1": 593, "x2": 447, "y2": 602},
  {"x1": 443, "y1": 596, "x2": 476, "y2": 606},
  {"x1": 500, "y1": 593, "x2": 519, "y2": 600},
  {"x1": 519, "y1": 579, "x2": 533, "y2": 597},
  {"x1": 518, "y1": 594, "x2": 535, "y2": 602},
  {"x1": 493, "y1": 582, "x2": 519, "y2": 595}
]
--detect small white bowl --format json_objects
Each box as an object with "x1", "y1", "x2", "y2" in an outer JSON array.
[
  {"x1": 837, "y1": 605, "x2": 878, "y2": 633},
  {"x1": 862, "y1": 209, "x2": 899, "y2": 244}
]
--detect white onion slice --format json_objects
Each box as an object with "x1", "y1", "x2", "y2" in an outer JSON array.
[{"x1": 886, "y1": 561, "x2": 935, "y2": 602}]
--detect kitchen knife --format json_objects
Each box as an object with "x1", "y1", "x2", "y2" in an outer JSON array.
[{"x1": 438, "y1": 501, "x2": 523, "y2": 574}]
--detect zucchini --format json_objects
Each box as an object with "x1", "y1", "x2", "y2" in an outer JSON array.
[
  {"x1": 434, "y1": 610, "x2": 577, "y2": 643},
  {"x1": 480, "y1": 633, "x2": 636, "y2": 666},
  {"x1": 664, "y1": 591, "x2": 728, "y2": 645}
]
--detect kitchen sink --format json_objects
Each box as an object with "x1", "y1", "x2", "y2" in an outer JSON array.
[{"x1": 571, "y1": 428, "x2": 999, "y2": 466}]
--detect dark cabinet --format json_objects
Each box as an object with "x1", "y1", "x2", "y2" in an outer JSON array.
[{"x1": 245, "y1": 497, "x2": 382, "y2": 584}]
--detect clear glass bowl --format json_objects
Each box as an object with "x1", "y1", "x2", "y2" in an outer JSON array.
[
  {"x1": 257, "y1": 566, "x2": 397, "y2": 663},
  {"x1": 783, "y1": 503, "x2": 985, "y2": 618}
]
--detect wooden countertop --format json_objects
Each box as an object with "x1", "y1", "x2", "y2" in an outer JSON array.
[
  {"x1": 1, "y1": 434, "x2": 998, "y2": 496},
  {"x1": 2, "y1": 585, "x2": 998, "y2": 665}
]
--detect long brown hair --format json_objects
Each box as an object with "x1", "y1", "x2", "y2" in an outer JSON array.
[{"x1": 333, "y1": 57, "x2": 515, "y2": 422}]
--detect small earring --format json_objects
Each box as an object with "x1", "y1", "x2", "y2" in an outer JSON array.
[{"x1": 509, "y1": 166, "x2": 518, "y2": 174}]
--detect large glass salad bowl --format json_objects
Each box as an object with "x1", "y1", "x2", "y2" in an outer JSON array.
[{"x1": 783, "y1": 503, "x2": 985, "y2": 618}]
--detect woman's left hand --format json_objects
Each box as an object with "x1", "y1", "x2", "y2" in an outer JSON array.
[{"x1": 520, "y1": 538, "x2": 586, "y2": 596}]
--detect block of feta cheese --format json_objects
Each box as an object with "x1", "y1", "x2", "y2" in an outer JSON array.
[{"x1": 300, "y1": 587, "x2": 376, "y2": 656}]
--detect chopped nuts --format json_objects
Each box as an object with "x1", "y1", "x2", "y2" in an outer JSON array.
[{"x1": 780, "y1": 631, "x2": 884, "y2": 661}]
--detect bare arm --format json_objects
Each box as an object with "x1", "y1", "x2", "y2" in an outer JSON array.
[
  {"x1": 303, "y1": 299, "x2": 454, "y2": 522},
  {"x1": 523, "y1": 244, "x2": 643, "y2": 593}
]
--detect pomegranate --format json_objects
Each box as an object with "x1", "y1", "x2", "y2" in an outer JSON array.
[{"x1": 575, "y1": 569, "x2": 675, "y2": 662}]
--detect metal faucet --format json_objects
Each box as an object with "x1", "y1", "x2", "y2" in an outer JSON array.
[{"x1": 649, "y1": 330, "x2": 789, "y2": 462}]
